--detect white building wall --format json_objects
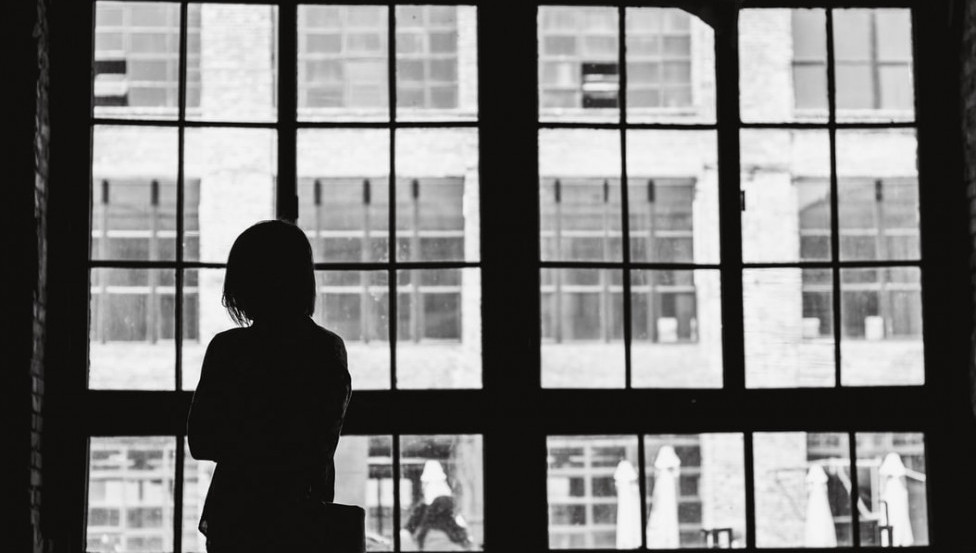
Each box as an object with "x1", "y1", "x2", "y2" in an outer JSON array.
[{"x1": 89, "y1": 7, "x2": 923, "y2": 549}]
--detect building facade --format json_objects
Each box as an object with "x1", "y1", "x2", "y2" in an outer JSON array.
[{"x1": 86, "y1": 4, "x2": 926, "y2": 551}]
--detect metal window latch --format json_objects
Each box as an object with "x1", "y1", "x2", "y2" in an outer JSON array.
[{"x1": 740, "y1": 190, "x2": 746, "y2": 211}]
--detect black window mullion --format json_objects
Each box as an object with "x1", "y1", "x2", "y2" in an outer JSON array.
[
  {"x1": 618, "y1": 6, "x2": 633, "y2": 390},
  {"x1": 278, "y1": 3, "x2": 298, "y2": 223},
  {"x1": 480, "y1": 2, "x2": 546, "y2": 553},
  {"x1": 392, "y1": 432, "x2": 402, "y2": 551},
  {"x1": 826, "y1": 9, "x2": 843, "y2": 391},
  {"x1": 173, "y1": 3, "x2": 189, "y2": 551},
  {"x1": 388, "y1": 4, "x2": 398, "y2": 390},
  {"x1": 714, "y1": 8, "x2": 745, "y2": 391},
  {"x1": 847, "y1": 429, "x2": 861, "y2": 548},
  {"x1": 743, "y1": 431, "x2": 756, "y2": 549},
  {"x1": 714, "y1": 3, "x2": 750, "y2": 547}
]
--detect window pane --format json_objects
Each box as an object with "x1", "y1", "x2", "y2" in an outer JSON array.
[
  {"x1": 548, "y1": 436, "x2": 638, "y2": 549},
  {"x1": 298, "y1": 5, "x2": 389, "y2": 121},
  {"x1": 876, "y1": 10, "x2": 913, "y2": 61},
  {"x1": 396, "y1": 269, "x2": 480, "y2": 389},
  {"x1": 835, "y1": 64, "x2": 874, "y2": 110},
  {"x1": 542, "y1": 269, "x2": 625, "y2": 388},
  {"x1": 628, "y1": 131, "x2": 718, "y2": 263},
  {"x1": 879, "y1": 65, "x2": 914, "y2": 110},
  {"x1": 539, "y1": 7, "x2": 619, "y2": 123},
  {"x1": 298, "y1": 130, "x2": 390, "y2": 263},
  {"x1": 400, "y1": 435, "x2": 484, "y2": 550},
  {"x1": 627, "y1": 9, "x2": 713, "y2": 123},
  {"x1": 855, "y1": 433, "x2": 928, "y2": 546},
  {"x1": 741, "y1": 130, "x2": 831, "y2": 263},
  {"x1": 182, "y1": 268, "x2": 226, "y2": 391},
  {"x1": 740, "y1": 9, "x2": 828, "y2": 122},
  {"x1": 334, "y1": 436, "x2": 396, "y2": 550},
  {"x1": 182, "y1": 442, "x2": 215, "y2": 552},
  {"x1": 94, "y1": 2, "x2": 185, "y2": 119},
  {"x1": 92, "y1": 126, "x2": 178, "y2": 262},
  {"x1": 754, "y1": 433, "x2": 852, "y2": 548},
  {"x1": 540, "y1": 130, "x2": 622, "y2": 262},
  {"x1": 90, "y1": 268, "x2": 175, "y2": 390},
  {"x1": 184, "y1": 128, "x2": 276, "y2": 263},
  {"x1": 793, "y1": 65, "x2": 829, "y2": 111},
  {"x1": 833, "y1": 10, "x2": 872, "y2": 61},
  {"x1": 745, "y1": 269, "x2": 835, "y2": 388},
  {"x1": 840, "y1": 268, "x2": 923, "y2": 386},
  {"x1": 836, "y1": 130, "x2": 920, "y2": 262},
  {"x1": 316, "y1": 271, "x2": 390, "y2": 390},
  {"x1": 87, "y1": 437, "x2": 176, "y2": 553},
  {"x1": 395, "y1": 129, "x2": 479, "y2": 262},
  {"x1": 185, "y1": 4, "x2": 277, "y2": 122},
  {"x1": 644, "y1": 434, "x2": 746, "y2": 549},
  {"x1": 395, "y1": 6, "x2": 477, "y2": 120},
  {"x1": 631, "y1": 270, "x2": 722, "y2": 388},
  {"x1": 834, "y1": 9, "x2": 915, "y2": 122}
]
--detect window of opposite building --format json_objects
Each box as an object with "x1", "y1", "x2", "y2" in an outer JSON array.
[
  {"x1": 538, "y1": 7, "x2": 698, "y2": 115},
  {"x1": 792, "y1": 9, "x2": 914, "y2": 113}
]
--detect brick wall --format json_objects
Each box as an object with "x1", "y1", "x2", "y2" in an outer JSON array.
[
  {"x1": 3, "y1": 0, "x2": 50, "y2": 551},
  {"x1": 30, "y1": 0, "x2": 51, "y2": 550},
  {"x1": 964, "y1": 0, "x2": 976, "y2": 419}
]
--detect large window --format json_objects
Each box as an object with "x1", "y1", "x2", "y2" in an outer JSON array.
[
  {"x1": 61, "y1": 2, "x2": 966, "y2": 553},
  {"x1": 84, "y1": 3, "x2": 482, "y2": 552}
]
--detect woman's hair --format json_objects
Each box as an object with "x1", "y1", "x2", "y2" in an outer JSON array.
[{"x1": 222, "y1": 220, "x2": 316, "y2": 326}]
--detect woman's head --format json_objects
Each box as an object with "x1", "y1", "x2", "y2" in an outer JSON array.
[{"x1": 222, "y1": 220, "x2": 315, "y2": 325}]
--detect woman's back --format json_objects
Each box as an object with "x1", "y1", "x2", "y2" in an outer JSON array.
[
  {"x1": 185, "y1": 220, "x2": 353, "y2": 552},
  {"x1": 188, "y1": 317, "x2": 351, "y2": 550}
]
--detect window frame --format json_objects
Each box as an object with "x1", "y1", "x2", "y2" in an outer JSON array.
[{"x1": 42, "y1": 0, "x2": 975, "y2": 552}]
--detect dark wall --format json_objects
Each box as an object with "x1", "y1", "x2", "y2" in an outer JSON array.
[
  {"x1": 964, "y1": 0, "x2": 976, "y2": 419},
  {"x1": 2, "y1": 0, "x2": 50, "y2": 551}
]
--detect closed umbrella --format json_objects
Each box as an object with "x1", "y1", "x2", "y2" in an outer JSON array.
[
  {"x1": 646, "y1": 446, "x2": 680, "y2": 549},
  {"x1": 614, "y1": 460, "x2": 641, "y2": 549},
  {"x1": 880, "y1": 453, "x2": 914, "y2": 546},
  {"x1": 804, "y1": 464, "x2": 837, "y2": 547}
]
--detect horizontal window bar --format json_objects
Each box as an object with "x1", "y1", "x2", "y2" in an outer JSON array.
[
  {"x1": 91, "y1": 117, "x2": 479, "y2": 130},
  {"x1": 742, "y1": 259, "x2": 922, "y2": 269},
  {"x1": 90, "y1": 260, "x2": 226, "y2": 269},
  {"x1": 539, "y1": 122, "x2": 718, "y2": 131},
  {"x1": 741, "y1": 121, "x2": 917, "y2": 129},
  {"x1": 88, "y1": 260, "x2": 482, "y2": 270},
  {"x1": 540, "y1": 261, "x2": 720, "y2": 270},
  {"x1": 78, "y1": 388, "x2": 935, "y2": 435}
]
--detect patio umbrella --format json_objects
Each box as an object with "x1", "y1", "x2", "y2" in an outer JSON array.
[
  {"x1": 614, "y1": 460, "x2": 641, "y2": 549},
  {"x1": 804, "y1": 464, "x2": 837, "y2": 547},
  {"x1": 880, "y1": 453, "x2": 914, "y2": 546},
  {"x1": 646, "y1": 446, "x2": 681, "y2": 549}
]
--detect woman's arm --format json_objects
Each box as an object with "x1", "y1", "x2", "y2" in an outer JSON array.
[
  {"x1": 311, "y1": 336, "x2": 352, "y2": 466},
  {"x1": 187, "y1": 334, "x2": 240, "y2": 462}
]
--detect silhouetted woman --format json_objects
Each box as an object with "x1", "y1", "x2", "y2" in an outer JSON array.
[{"x1": 187, "y1": 220, "x2": 351, "y2": 552}]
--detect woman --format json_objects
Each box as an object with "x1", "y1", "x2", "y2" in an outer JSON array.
[{"x1": 187, "y1": 220, "x2": 352, "y2": 552}]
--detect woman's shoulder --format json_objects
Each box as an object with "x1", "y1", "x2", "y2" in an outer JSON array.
[
  {"x1": 302, "y1": 320, "x2": 345, "y2": 351},
  {"x1": 206, "y1": 327, "x2": 251, "y2": 349}
]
